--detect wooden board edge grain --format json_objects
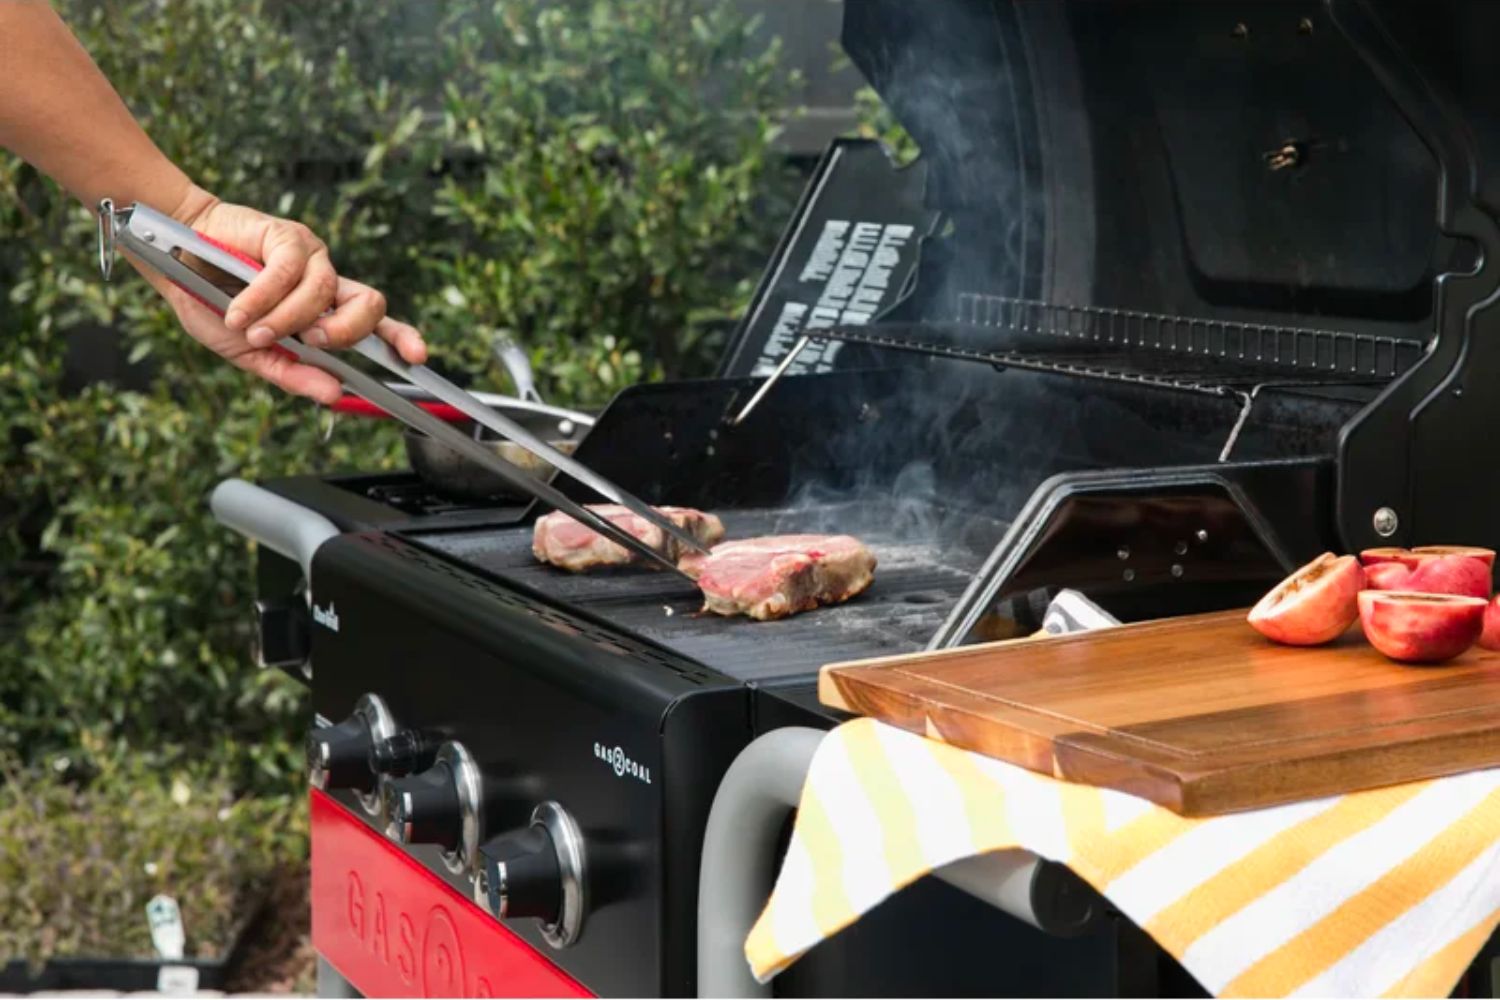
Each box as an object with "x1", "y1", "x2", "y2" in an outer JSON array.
[
  {"x1": 818, "y1": 608, "x2": 1251, "y2": 681},
  {"x1": 817, "y1": 662, "x2": 857, "y2": 711},
  {"x1": 1055, "y1": 704, "x2": 1500, "y2": 815},
  {"x1": 820, "y1": 666, "x2": 1064, "y2": 774}
]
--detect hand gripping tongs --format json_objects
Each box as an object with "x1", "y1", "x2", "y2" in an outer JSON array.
[{"x1": 96, "y1": 199, "x2": 706, "y2": 577}]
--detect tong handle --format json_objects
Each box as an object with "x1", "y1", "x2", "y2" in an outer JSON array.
[{"x1": 102, "y1": 202, "x2": 696, "y2": 577}]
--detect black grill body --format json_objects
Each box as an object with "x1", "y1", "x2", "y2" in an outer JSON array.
[
  {"x1": 251, "y1": 2, "x2": 1500, "y2": 995},
  {"x1": 307, "y1": 532, "x2": 746, "y2": 996}
]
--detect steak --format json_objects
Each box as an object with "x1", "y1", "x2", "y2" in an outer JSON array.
[
  {"x1": 679, "y1": 535, "x2": 877, "y2": 621},
  {"x1": 532, "y1": 504, "x2": 725, "y2": 572}
]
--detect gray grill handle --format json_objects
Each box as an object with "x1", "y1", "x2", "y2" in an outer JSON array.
[
  {"x1": 697, "y1": 727, "x2": 1100, "y2": 997},
  {"x1": 210, "y1": 479, "x2": 339, "y2": 581}
]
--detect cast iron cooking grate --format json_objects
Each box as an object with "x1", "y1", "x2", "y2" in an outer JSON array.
[
  {"x1": 409, "y1": 503, "x2": 1009, "y2": 684},
  {"x1": 358, "y1": 533, "x2": 722, "y2": 687}
]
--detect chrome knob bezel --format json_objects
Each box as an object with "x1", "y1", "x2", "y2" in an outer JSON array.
[
  {"x1": 307, "y1": 693, "x2": 396, "y2": 818},
  {"x1": 533, "y1": 800, "x2": 587, "y2": 949},
  {"x1": 439, "y1": 741, "x2": 484, "y2": 875}
]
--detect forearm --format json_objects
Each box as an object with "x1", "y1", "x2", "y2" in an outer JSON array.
[{"x1": 0, "y1": 1, "x2": 203, "y2": 216}]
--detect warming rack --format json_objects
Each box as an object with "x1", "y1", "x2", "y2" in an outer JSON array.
[
  {"x1": 950, "y1": 292, "x2": 1425, "y2": 380},
  {"x1": 730, "y1": 292, "x2": 1427, "y2": 432}
]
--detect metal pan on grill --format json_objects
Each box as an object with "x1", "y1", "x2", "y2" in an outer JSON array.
[{"x1": 403, "y1": 424, "x2": 580, "y2": 501}]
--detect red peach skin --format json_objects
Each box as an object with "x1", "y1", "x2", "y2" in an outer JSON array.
[
  {"x1": 1248, "y1": 553, "x2": 1364, "y2": 646},
  {"x1": 1357, "y1": 591, "x2": 1486, "y2": 664}
]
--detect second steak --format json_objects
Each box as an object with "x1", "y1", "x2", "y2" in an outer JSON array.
[
  {"x1": 679, "y1": 534, "x2": 877, "y2": 621},
  {"x1": 533, "y1": 504, "x2": 725, "y2": 572}
]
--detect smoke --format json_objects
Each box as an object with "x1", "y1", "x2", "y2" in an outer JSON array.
[{"x1": 773, "y1": 357, "x2": 1027, "y2": 566}]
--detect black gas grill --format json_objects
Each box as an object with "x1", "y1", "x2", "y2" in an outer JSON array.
[{"x1": 225, "y1": 2, "x2": 1500, "y2": 995}]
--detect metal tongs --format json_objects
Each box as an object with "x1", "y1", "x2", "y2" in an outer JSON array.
[{"x1": 97, "y1": 200, "x2": 706, "y2": 577}]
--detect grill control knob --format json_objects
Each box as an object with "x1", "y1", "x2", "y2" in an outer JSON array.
[
  {"x1": 306, "y1": 694, "x2": 395, "y2": 814},
  {"x1": 384, "y1": 765, "x2": 463, "y2": 848},
  {"x1": 379, "y1": 742, "x2": 482, "y2": 874},
  {"x1": 306, "y1": 717, "x2": 373, "y2": 791},
  {"x1": 475, "y1": 801, "x2": 587, "y2": 949}
]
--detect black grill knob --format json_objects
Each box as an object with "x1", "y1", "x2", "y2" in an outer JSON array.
[
  {"x1": 306, "y1": 717, "x2": 376, "y2": 792},
  {"x1": 306, "y1": 694, "x2": 395, "y2": 802},
  {"x1": 383, "y1": 763, "x2": 464, "y2": 850},
  {"x1": 479, "y1": 825, "x2": 564, "y2": 924},
  {"x1": 379, "y1": 742, "x2": 483, "y2": 874},
  {"x1": 474, "y1": 801, "x2": 587, "y2": 949}
]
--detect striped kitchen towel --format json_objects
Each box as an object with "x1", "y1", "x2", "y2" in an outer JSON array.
[{"x1": 745, "y1": 718, "x2": 1500, "y2": 997}]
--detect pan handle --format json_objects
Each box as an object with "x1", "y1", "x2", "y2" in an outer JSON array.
[{"x1": 210, "y1": 479, "x2": 339, "y2": 581}]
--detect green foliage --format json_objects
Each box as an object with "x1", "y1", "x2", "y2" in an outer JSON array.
[
  {"x1": 0, "y1": 746, "x2": 305, "y2": 963},
  {"x1": 0, "y1": 0, "x2": 795, "y2": 796},
  {"x1": 851, "y1": 85, "x2": 920, "y2": 166},
  {"x1": 416, "y1": 1, "x2": 793, "y2": 402}
]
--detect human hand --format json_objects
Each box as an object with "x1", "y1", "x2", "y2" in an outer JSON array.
[{"x1": 136, "y1": 185, "x2": 428, "y2": 404}]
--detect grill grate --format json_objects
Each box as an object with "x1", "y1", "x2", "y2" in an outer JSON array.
[
  {"x1": 359, "y1": 533, "x2": 723, "y2": 686},
  {"x1": 952, "y1": 292, "x2": 1425, "y2": 377},
  {"x1": 409, "y1": 503, "x2": 1008, "y2": 684}
]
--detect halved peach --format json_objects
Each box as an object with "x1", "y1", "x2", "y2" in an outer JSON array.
[
  {"x1": 1363, "y1": 562, "x2": 1413, "y2": 591},
  {"x1": 1480, "y1": 596, "x2": 1500, "y2": 652},
  {"x1": 1410, "y1": 545, "x2": 1496, "y2": 569},
  {"x1": 1402, "y1": 554, "x2": 1493, "y2": 600},
  {"x1": 1357, "y1": 591, "x2": 1486, "y2": 664},
  {"x1": 1248, "y1": 553, "x2": 1363, "y2": 646}
]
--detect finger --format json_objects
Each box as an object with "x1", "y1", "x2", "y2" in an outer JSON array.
[
  {"x1": 307, "y1": 278, "x2": 388, "y2": 349},
  {"x1": 224, "y1": 227, "x2": 318, "y2": 334},
  {"x1": 233, "y1": 348, "x2": 343, "y2": 404},
  {"x1": 375, "y1": 317, "x2": 429, "y2": 364},
  {"x1": 244, "y1": 246, "x2": 339, "y2": 347}
]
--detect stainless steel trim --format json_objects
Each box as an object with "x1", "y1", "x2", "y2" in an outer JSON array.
[
  {"x1": 532, "y1": 801, "x2": 586, "y2": 949},
  {"x1": 352, "y1": 694, "x2": 396, "y2": 816},
  {"x1": 440, "y1": 742, "x2": 483, "y2": 875}
]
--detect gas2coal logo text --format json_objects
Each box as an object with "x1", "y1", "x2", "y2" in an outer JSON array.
[{"x1": 594, "y1": 742, "x2": 651, "y2": 784}]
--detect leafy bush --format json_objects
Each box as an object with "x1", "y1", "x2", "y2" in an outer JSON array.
[
  {"x1": 0, "y1": 0, "x2": 796, "y2": 793},
  {"x1": 0, "y1": 747, "x2": 305, "y2": 964}
]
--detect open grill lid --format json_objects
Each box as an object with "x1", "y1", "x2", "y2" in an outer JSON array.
[{"x1": 783, "y1": 0, "x2": 1500, "y2": 558}]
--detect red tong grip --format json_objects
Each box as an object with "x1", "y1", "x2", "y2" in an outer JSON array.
[{"x1": 173, "y1": 230, "x2": 428, "y2": 421}]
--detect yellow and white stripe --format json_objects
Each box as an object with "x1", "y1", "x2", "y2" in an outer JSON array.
[{"x1": 746, "y1": 718, "x2": 1500, "y2": 997}]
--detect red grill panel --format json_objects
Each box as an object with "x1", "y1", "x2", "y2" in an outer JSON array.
[{"x1": 309, "y1": 790, "x2": 592, "y2": 998}]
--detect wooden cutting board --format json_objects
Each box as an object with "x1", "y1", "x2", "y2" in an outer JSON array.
[{"x1": 818, "y1": 610, "x2": 1500, "y2": 815}]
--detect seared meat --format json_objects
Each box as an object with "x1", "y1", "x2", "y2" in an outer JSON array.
[
  {"x1": 532, "y1": 504, "x2": 725, "y2": 572},
  {"x1": 679, "y1": 534, "x2": 877, "y2": 621}
]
